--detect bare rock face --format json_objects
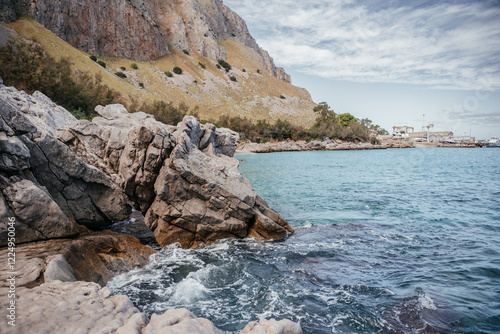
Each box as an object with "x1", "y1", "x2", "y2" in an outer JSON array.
[
  {"x1": 0, "y1": 80, "x2": 131, "y2": 245},
  {"x1": 0, "y1": 0, "x2": 16, "y2": 23},
  {"x1": 4, "y1": 0, "x2": 291, "y2": 82},
  {"x1": 12, "y1": 0, "x2": 168, "y2": 61},
  {"x1": 57, "y1": 104, "x2": 293, "y2": 248}
]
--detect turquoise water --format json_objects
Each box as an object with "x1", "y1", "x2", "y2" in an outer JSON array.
[{"x1": 109, "y1": 148, "x2": 500, "y2": 333}]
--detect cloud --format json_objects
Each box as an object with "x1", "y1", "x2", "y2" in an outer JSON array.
[
  {"x1": 442, "y1": 109, "x2": 500, "y2": 126},
  {"x1": 224, "y1": 0, "x2": 500, "y2": 90}
]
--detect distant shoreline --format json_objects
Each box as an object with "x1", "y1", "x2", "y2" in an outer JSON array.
[
  {"x1": 235, "y1": 140, "x2": 410, "y2": 154},
  {"x1": 235, "y1": 140, "x2": 484, "y2": 154}
]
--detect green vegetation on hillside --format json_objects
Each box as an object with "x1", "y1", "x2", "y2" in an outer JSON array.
[
  {"x1": 0, "y1": 31, "x2": 386, "y2": 143},
  {"x1": 0, "y1": 39, "x2": 117, "y2": 120},
  {"x1": 0, "y1": 38, "x2": 199, "y2": 123},
  {"x1": 204, "y1": 102, "x2": 387, "y2": 143}
]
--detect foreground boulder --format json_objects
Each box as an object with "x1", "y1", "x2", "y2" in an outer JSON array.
[
  {"x1": 0, "y1": 230, "x2": 155, "y2": 287},
  {"x1": 0, "y1": 280, "x2": 301, "y2": 334},
  {"x1": 0, "y1": 82, "x2": 130, "y2": 245},
  {"x1": 57, "y1": 104, "x2": 293, "y2": 248}
]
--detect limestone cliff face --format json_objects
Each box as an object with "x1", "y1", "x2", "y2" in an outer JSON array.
[{"x1": 5, "y1": 0, "x2": 291, "y2": 82}]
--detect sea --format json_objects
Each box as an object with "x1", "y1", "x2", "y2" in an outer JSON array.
[{"x1": 108, "y1": 148, "x2": 500, "y2": 334}]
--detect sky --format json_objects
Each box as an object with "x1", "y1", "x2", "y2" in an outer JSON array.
[{"x1": 224, "y1": 0, "x2": 500, "y2": 139}]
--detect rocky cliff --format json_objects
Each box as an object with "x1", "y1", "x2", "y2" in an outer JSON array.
[
  {"x1": 0, "y1": 77, "x2": 302, "y2": 334},
  {"x1": 0, "y1": 77, "x2": 293, "y2": 248},
  {"x1": 2, "y1": 0, "x2": 291, "y2": 82}
]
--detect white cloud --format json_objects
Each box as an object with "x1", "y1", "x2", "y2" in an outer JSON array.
[{"x1": 224, "y1": 0, "x2": 500, "y2": 90}]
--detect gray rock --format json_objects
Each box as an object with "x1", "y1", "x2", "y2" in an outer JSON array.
[
  {"x1": 0, "y1": 81, "x2": 77, "y2": 136},
  {"x1": 0, "y1": 281, "x2": 147, "y2": 334},
  {"x1": 0, "y1": 0, "x2": 16, "y2": 23},
  {"x1": 44, "y1": 254, "x2": 77, "y2": 282},
  {"x1": 0, "y1": 178, "x2": 80, "y2": 245},
  {"x1": 144, "y1": 308, "x2": 224, "y2": 334},
  {"x1": 0, "y1": 84, "x2": 131, "y2": 244},
  {"x1": 240, "y1": 319, "x2": 303, "y2": 334},
  {"x1": 0, "y1": 131, "x2": 31, "y2": 171},
  {"x1": 58, "y1": 105, "x2": 293, "y2": 248}
]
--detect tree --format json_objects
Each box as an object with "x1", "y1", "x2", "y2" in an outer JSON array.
[{"x1": 339, "y1": 113, "x2": 356, "y2": 127}]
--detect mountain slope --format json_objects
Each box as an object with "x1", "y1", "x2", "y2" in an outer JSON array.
[
  {"x1": 4, "y1": 0, "x2": 290, "y2": 82},
  {"x1": 1, "y1": 1, "x2": 318, "y2": 127}
]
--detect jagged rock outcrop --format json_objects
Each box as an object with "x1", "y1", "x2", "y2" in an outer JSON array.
[
  {"x1": 1, "y1": 78, "x2": 292, "y2": 248},
  {"x1": 0, "y1": 79, "x2": 300, "y2": 333},
  {"x1": 57, "y1": 104, "x2": 293, "y2": 248},
  {"x1": 3, "y1": 0, "x2": 291, "y2": 82},
  {"x1": 0, "y1": 81, "x2": 131, "y2": 245}
]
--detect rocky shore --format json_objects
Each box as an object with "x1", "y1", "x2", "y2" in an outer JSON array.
[
  {"x1": 0, "y1": 77, "x2": 301, "y2": 333},
  {"x1": 236, "y1": 140, "x2": 391, "y2": 154}
]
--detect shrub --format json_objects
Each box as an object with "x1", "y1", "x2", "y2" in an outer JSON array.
[
  {"x1": 140, "y1": 101, "x2": 196, "y2": 125},
  {"x1": 131, "y1": 63, "x2": 138, "y2": 70},
  {"x1": 242, "y1": 68, "x2": 246, "y2": 72},
  {"x1": 182, "y1": 49, "x2": 190, "y2": 55},
  {"x1": 165, "y1": 71, "x2": 173, "y2": 77},
  {"x1": 280, "y1": 94, "x2": 286, "y2": 99},
  {"x1": 115, "y1": 72, "x2": 127, "y2": 79},
  {"x1": 139, "y1": 82, "x2": 144, "y2": 88},
  {"x1": 97, "y1": 60, "x2": 106, "y2": 68},
  {"x1": 89, "y1": 55, "x2": 97, "y2": 62},
  {"x1": 216, "y1": 64, "x2": 221, "y2": 69},
  {"x1": 173, "y1": 66, "x2": 182, "y2": 75},
  {"x1": 257, "y1": 69, "x2": 261, "y2": 74},
  {"x1": 229, "y1": 75, "x2": 237, "y2": 82},
  {"x1": 0, "y1": 39, "x2": 120, "y2": 120},
  {"x1": 198, "y1": 62, "x2": 206, "y2": 69},
  {"x1": 120, "y1": 66, "x2": 126, "y2": 71},
  {"x1": 218, "y1": 59, "x2": 231, "y2": 72}
]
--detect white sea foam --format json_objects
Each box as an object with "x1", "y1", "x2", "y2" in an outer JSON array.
[
  {"x1": 418, "y1": 293, "x2": 437, "y2": 310},
  {"x1": 171, "y1": 277, "x2": 210, "y2": 304}
]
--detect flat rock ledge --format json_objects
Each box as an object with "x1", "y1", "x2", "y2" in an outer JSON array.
[{"x1": 1, "y1": 281, "x2": 302, "y2": 334}]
